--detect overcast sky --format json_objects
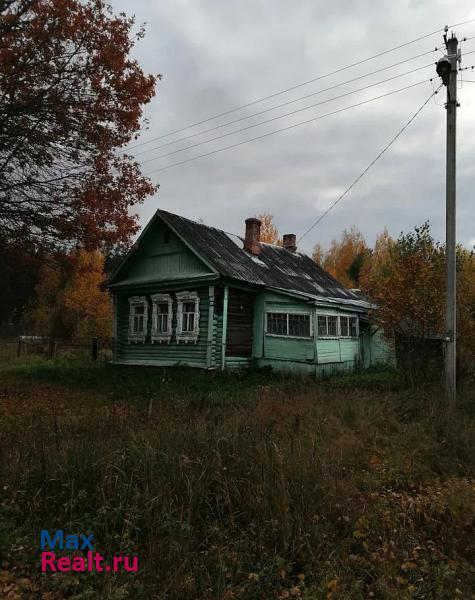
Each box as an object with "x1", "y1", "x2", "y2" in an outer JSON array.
[{"x1": 111, "y1": 0, "x2": 475, "y2": 254}]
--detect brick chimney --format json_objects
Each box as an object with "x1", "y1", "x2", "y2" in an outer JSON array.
[
  {"x1": 244, "y1": 217, "x2": 262, "y2": 255},
  {"x1": 283, "y1": 233, "x2": 297, "y2": 252}
]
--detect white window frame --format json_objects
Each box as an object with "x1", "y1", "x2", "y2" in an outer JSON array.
[
  {"x1": 176, "y1": 291, "x2": 200, "y2": 343},
  {"x1": 265, "y1": 310, "x2": 313, "y2": 339},
  {"x1": 128, "y1": 296, "x2": 148, "y2": 343},
  {"x1": 151, "y1": 293, "x2": 173, "y2": 343},
  {"x1": 316, "y1": 313, "x2": 360, "y2": 339},
  {"x1": 339, "y1": 314, "x2": 359, "y2": 338},
  {"x1": 316, "y1": 314, "x2": 339, "y2": 339}
]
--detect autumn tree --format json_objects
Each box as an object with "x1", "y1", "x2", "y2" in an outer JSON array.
[
  {"x1": 361, "y1": 222, "x2": 475, "y2": 372},
  {"x1": 313, "y1": 227, "x2": 368, "y2": 287},
  {"x1": 0, "y1": 0, "x2": 157, "y2": 252},
  {"x1": 62, "y1": 249, "x2": 112, "y2": 343},
  {"x1": 27, "y1": 248, "x2": 112, "y2": 342},
  {"x1": 453, "y1": 247, "x2": 475, "y2": 370},
  {"x1": 312, "y1": 243, "x2": 324, "y2": 266},
  {"x1": 359, "y1": 228, "x2": 394, "y2": 287},
  {"x1": 257, "y1": 213, "x2": 281, "y2": 245},
  {"x1": 362, "y1": 223, "x2": 444, "y2": 339},
  {"x1": 26, "y1": 258, "x2": 66, "y2": 338}
]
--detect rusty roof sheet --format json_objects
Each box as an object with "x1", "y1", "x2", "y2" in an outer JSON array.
[{"x1": 159, "y1": 210, "x2": 367, "y2": 306}]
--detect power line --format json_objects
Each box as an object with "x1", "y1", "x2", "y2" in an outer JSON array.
[
  {"x1": 132, "y1": 50, "x2": 437, "y2": 158},
  {"x1": 128, "y1": 18, "x2": 475, "y2": 151},
  {"x1": 297, "y1": 85, "x2": 442, "y2": 243},
  {"x1": 145, "y1": 79, "x2": 432, "y2": 176},
  {"x1": 138, "y1": 64, "x2": 435, "y2": 166}
]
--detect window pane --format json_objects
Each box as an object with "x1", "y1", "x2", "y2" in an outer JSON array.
[
  {"x1": 182, "y1": 312, "x2": 195, "y2": 332},
  {"x1": 267, "y1": 313, "x2": 287, "y2": 335},
  {"x1": 135, "y1": 305, "x2": 145, "y2": 315},
  {"x1": 289, "y1": 314, "x2": 310, "y2": 337},
  {"x1": 349, "y1": 317, "x2": 358, "y2": 337},
  {"x1": 317, "y1": 316, "x2": 327, "y2": 337},
  {"x1": 157, "y1": 303, "x2": 168, "y2": 315},
  {"x1": 183, "y1": 301, "x2": 195, "y2": 313},
  {"x1": 340, "y1": 316, "x2": 349, "y2": 337},
  {"x1": 327, "y1": 316, "x2": 338, "y2": 336},
  {"x1": 134, "y1": 315, "x2": 144, "y2": 333},
  {"x1": 157, "y1": 315, "x2": 167, "y2": 333}
]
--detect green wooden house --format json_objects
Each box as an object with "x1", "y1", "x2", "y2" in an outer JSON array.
[{"x1": 107, "y1": 210, "x2": 393, "y2": 375}]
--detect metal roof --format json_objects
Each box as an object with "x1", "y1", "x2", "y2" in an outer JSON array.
[{"x1": 159, "y1": 210, "x2": 368, "y2": 306}]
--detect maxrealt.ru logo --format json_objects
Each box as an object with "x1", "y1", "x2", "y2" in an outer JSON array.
[{"x1": 40, "y1": 530, "x2": 138, "y2": 573}]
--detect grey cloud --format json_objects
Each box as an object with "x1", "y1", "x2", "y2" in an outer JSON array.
[{"x1": 112, "y1": 0, "x2": 475, "y2": 253}]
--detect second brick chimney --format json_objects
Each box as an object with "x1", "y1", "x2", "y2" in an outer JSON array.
[
  {"x1": 244, "y1": 217, "x2": 262, "y2": 255},
  {"x1": 283, "y1": 233, "x2": 297, "y2": 252}
]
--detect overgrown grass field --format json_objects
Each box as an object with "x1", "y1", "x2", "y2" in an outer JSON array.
[{"x1": 0, "y1": 352, "x2": 474, "y2": 599}]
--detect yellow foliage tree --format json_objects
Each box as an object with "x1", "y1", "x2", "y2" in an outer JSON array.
[
  {"x1": 360, "y1": 228, "x2": 394, "y2": 288},
  {"x1": 62, "y1": 250, "x2": 112, "y2": 343},
  {"x1": 256, "y1": 213, "x2": 281, "y2": 245},
  {"x1": 313, "y1": 227, "x2": 368, "y2": 287},
  {"x1": 312, "y1": 243, "x2": 324, "y2": 266}
]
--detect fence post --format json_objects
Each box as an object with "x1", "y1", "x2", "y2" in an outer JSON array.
[
  {"x1": 48, "y1": 337, "x2": 55, "y2": 360},
  {"x1": 91, "y1": 337, "x2": 98, "y2": 361}
]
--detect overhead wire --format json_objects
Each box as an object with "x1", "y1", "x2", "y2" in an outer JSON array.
[
  {"x1": 297, "y1": 85, "x2": 443, "y2": 243},
  {"x1": 139, "y1": 54, "x2": 475, "y2": 171},
  {"x1": 138, "y1": 64, "x2": 436, "y2": 166},
  {"x1": 127, "y1": 18, "x2": 475, "y2": 151},
  {"x1": 145, "y1": 79, "x2": 434, "y2": 176},
  {"x1": 131, "y1": 50, "x2": 438, "y2": 158}
]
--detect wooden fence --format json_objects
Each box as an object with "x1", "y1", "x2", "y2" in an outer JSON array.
[{"x1": 16, "y1": 336, "x2": 111, "y2": 361}]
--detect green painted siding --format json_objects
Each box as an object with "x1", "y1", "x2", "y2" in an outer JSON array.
[
  {"x1": 225, "y1": 357, "x2": 252, "y2": 369},
  {"x1": 264, "y1": 336, "x2": 314, "y2": 361},
  {"x1": 115, "y1": 286, "x2": 211, "y2": 367},
  {"x1": 316, "y1": 339, "x2": 340, "y2": 364},
  {"x1": 257, "y1": 358, "x2": 358, "y2": 378},
  {"x1": 112, "y1": 219, "x2": 214, "y2": 287}
]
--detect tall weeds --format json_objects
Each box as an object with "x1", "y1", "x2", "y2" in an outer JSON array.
[{"x1": 0, "y1": 362, "x2": 474, "y2": 598}]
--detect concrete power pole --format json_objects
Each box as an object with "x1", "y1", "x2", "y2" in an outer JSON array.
[{"x1": 436, "y1": 29, "x2": 459, "y2": 404}]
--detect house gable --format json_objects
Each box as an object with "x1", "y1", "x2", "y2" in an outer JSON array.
[{"x1": 108, "y1": 215, "x2": 217, "y2": 288}]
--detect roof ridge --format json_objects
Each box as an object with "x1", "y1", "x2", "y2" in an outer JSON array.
[{"x1": 157, "y1": 208, "x2": 242, "y2": 239}]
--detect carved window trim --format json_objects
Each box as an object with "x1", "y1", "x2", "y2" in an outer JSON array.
[
  {"x1": 128, "y1": 296, "x2": 148, "y2": 343},
  {"x1": 176, "y1": 291, "x2": 200, "y2": 343},
  {"x1": 151, "y1": 293, "x2": 173, "y2": 343}
]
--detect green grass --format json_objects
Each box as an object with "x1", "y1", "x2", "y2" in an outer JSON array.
[{"x1": 0, "y1": 355, "x2": 474, "y2": 599}]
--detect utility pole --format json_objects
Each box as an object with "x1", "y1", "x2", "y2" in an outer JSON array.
[{"x1": 436, "y1": 28, "x2": 459, "y2": 404}]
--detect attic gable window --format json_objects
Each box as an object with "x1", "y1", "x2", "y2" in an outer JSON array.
[
  {"x1": 151, "y1": 293, "x2": 173, "y2": 343},
  {"x1": 176, "y1": 291, "x2": 200, "y2": 343},
  {"x1": 128, "y1": 296, "x2": 148, "y2": 343},
  {"x1": 266, "y1": 312, "x2": 312, "y2": 338}
]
